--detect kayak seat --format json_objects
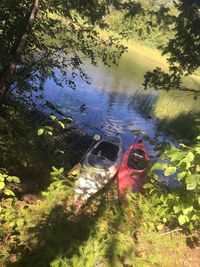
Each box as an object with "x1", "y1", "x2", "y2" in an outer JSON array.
[
  {"x1": 88, "y1": 141, "x2": 119, "y2": 168},
  {"x1": 92, "y1": 141, "x2": 119, "y2": 161},
  {"x1": 127, "y1": 149, "x2": 148, "y2": 170}
]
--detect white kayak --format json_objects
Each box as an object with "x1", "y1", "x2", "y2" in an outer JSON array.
[{"x1": 74, "y1": 136, "x2": 123, "y2": 206}]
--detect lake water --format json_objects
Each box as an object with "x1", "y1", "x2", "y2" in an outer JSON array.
[{"x1": 36, "y1": 47, "x2": 199, "y2": 153}]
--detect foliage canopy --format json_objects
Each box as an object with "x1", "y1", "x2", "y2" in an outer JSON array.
[
  {"x1": 144, "y1": 0, "x2": 200, "y2": 95},
  {"x1": 0, "y1": 0, "x2": 127, "y2": 99}
]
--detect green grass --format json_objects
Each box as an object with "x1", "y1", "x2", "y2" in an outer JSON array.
[
  {"x1": 153, "y1": 91, "x2": 200, "y2": 139},
  {"x1": 132, "y1": 89, "x2": 200, "y2": 139},
  {"x1": 1, "y1": 181, "x2": 195, "y2": 267},
  {"x1": 0, "y1": 104, "x2": 199, "y2": 267},
  {"x1": 110, "y1": 35, "x2": 200, "y2": 140}
]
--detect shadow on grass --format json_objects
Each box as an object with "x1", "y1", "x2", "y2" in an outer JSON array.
[
  {"x1": 8, "y1": 206, "x2": 94, "y2": 266},
  {"x1": 8, "y1": 178, "x2": 123, "y2": 267},
  {"x1": 186, "y1": 235, "x2": 199, "y2": 249},
  {"x1": 8, "y1": 205, "x2": 99, "y2": 267}
]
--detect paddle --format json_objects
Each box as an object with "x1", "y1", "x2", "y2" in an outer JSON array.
[{"x1": 68, "y1": 134, "x2": 101, "y2": 176}]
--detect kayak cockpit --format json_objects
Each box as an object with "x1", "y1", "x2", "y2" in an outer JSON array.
[
  {"x1": 88, "y1": 141, "x2": 119, "y2": 169},
  {"x1": 127, "y1": 149, "x2": 148, "y2": 170}
]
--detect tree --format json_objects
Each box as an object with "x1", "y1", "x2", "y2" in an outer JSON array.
[
  {"x1": 0, "y1": 0, "x2": 127, "y2": 101},
  {"x1": 0, "y1": 0, "x2": 41, "y2": 99},
  {"x1": 105, "y1": 0, "x2": 176, "y2": 49},
  {"x1": 143, "y1": 0, "x2": 200, "y2": 96}
]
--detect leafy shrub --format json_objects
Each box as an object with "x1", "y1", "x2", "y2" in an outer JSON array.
[
  {"x1": 0, "y1": 171, "x2": 20, "y2": 243},
  {"x1": 146, "y1": 136, "x2": 200, "y2": 230}
]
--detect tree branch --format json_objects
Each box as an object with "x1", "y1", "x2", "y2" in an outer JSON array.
[{"x1": 0, "y1": 0, "x2": 41, "y2": 100}]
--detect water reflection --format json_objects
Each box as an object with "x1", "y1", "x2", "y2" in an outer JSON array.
[
  {"x1": 40, "y1": 68, "x2": 158, "y2": 151},
  {"x1": 36, "y1": 46, "x2": 199, "y2": 151}
]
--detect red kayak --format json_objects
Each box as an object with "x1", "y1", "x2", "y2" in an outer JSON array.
[{"x1": 117, "y1": 140, "x2": 150, "y2": 198}]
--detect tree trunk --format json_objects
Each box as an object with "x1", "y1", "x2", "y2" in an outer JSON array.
[
  {"x1": 0, "y1": 0, "x2": 41, "y2": 101},
  {"x1": 0, "y1": 64, "x2": 16, "y2": 100}
]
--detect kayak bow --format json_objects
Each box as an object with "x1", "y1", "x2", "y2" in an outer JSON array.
[
  {"x1": 117, "y1": 140, "x2": 150, "y2": 198},
  {"x1": 74, "y1": 136, "x2": 123, "y2": 208}
]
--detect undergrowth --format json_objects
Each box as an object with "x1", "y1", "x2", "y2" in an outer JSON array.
[
  {"x1": 0, "y1": 174, "x2": 190, "y2": 267},
  {"x1": 0, "y1": 103, "x2": 199, "y2": 267},
  {"x1": 1, "y1": 150, "x2": 200, "y2": 266}
]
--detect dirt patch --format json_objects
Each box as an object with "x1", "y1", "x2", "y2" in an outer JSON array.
[{"x1": 158, "y1": 233, "x2": 200, "y2": 267}]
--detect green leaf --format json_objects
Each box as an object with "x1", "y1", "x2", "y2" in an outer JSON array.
[
  {"x1": 56, "y1": 150, "x2": 64, "y2": 154},
  {"x1": 50, "y1": 166, "x2": 64, "y2": 176},
  {"x1": 198, "y1": 197, "x2": 200, "y2": 206},
  {"x1": 143, "y1": 183, "x2": 153, "y2": 189},
  {"x1": 177, "y1": 171, "x2": 187, "y2": 181},
  {"x1": 6, "y1": 176, "x2": 13, "y2": 182},
  {"x1": 182, "y1": 205, "x2": 193, "y2": 215},
  {"x1": 58, "y1": 167, "x2": 64, "y2": 174},
  {"x1": 50, "y1": 115, "x2": 56, "y2": 121},
  {"x1": 184, "y1": 151, "x2": 194, "y2": 163},
  {"x1": 0, "y1": 173, "x2": 4, "y2": 182},
  {"x1": 186, "y1": 175, "x2": 197, "y2": 190},
  {"x1": 50, "y1": 171, "x2": 57, "y2": 176},
  {"x1": 52, "y1": 166, "x2": 57, "y2": 171},
  {"x1": 164, "y1": 166, "x2": 176, "y2": 176},
  {"x1": 151, "y1": 162, "x2": 167, "y2": 172},
  {"x1": 196, "y1": 165, "x2": 200, "y2": 172},
  {"x1": 197, "y1": 175, "x2": 200, "y2": 185},
  {"x1": 47, "y1": 131, "x2": 53, "y2": 136},
  {"x1": 62, "y1": 116, "x2": 73, "y2": 122},
  {"x1": 156, "y1": 224, "x2": 164, "y2": 231},
  {"x1": 4, "y1": 189, "x2": 15, "y2": 196},
  {"x1": 58, "y1": 121, "x2": 65, "y2": 129},
  {"x1": 37, "y1": 128, "x2": 44, "y2": 136},
  {"x1": 191, "y1": 214, "x2": 199, "y2": 221},
  {"x1": 194, "y1": 146, "x2": 200, "y2": 154},
  {"x1": 16, "y1": 218, "x2": 24, "y2": 227},
  {"x1": 186, "y1": 183, "x2": 196, "y2": 190},
  {"x1": 168, "y1": 151, "x2": 184, "y2": 162},
  {"x1": 11, "y1": 176, "x2": 20, "y2": 183},
  {"x1": 22, "y1": 161, "x2": 27, "y2": 167},
  {"x1": 178, "y1": 214, "x2": 188, "y2": 225},
  {"x1": 186, "y1": 175, "x2": 196, "y2": 184},
  {"x1": 179, "y1": 143, "x2": 189, "y2": 148},
  {"x1": 44, "y1": 126, "x2": 53, "y2": 131},
  {"x1": 173, "y1": 205, "x2": 181, "y2": 214},
  {"x1": 185, "y1": 162, "x2": 191, "y2": 170},
  {"x1": 0, "y1": 182, "x2": 5, "y2": 190},
  {"x1": 7, "y1": 176, "x2": 20, "y2": 183}
]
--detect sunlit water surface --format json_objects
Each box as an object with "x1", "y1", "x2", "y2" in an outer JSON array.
[{"x1": 34, "y1": 49, "x2": 199, "y2": 155}]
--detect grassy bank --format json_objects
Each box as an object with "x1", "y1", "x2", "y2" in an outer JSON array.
[
  {"x1": 0, "y1": 102, "x2": 199, "y2": 266},
  {"x1": 153, "y1": 92, "x2": 200, "y2": 139},
  {"x1": 114, "y1": 37, "x2": 200, "y2": 140},
  {"x1": 1, "y1": 168, "x2": 199, "y2": 267}
]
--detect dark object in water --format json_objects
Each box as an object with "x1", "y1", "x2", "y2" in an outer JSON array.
[{"x1": 80, "y1": 104, "x2": 86, "y2": 112}]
